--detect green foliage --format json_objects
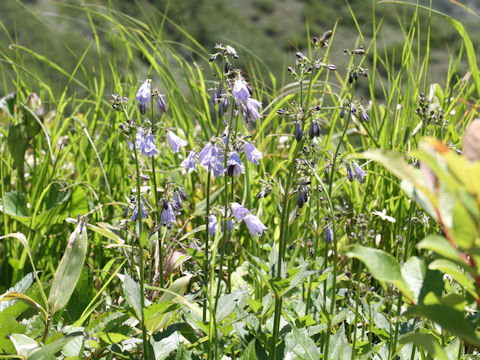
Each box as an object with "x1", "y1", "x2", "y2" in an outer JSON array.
[{"x1": 0, "y1": 0, "x2": 479, "y2": 359}]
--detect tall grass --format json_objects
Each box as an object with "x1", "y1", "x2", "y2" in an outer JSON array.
[{"x1": 0, "y1": 1, "x2": 479, "y2": 359}]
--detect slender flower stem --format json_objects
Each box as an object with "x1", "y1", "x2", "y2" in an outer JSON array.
[
  {"x1": 132, "y1": 141, "x2": 148, "y2": 360},
  {"x1": 203, "y1": 172, "x2": 211, "y2": 322}
]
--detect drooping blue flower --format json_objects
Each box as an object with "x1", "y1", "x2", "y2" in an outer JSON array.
[
  {"x1": 161, "y1": 203, "x2": 176, "y2": 226},
  {"x1": 135, "y1": 80, "x2": 151, "y2": 105},
  {"x1": 212, "y1": 158, "x2": 225, "y2": 177},
  {"x1": 172, "y1": 192, "x2": 183, "y2": 211},
  {"x1": 243, "y1": 214, "x2": 267, "y2": 237},
  {"x1": 233, "y1": 78, "x2": 250, "y2": 102},
  {"x1": 198, "y1": 143, "x2": 214, "y2": 169},
  {"x1": 226, "y1": 151, "x2": 245, "y2": 176},
  {"x1": 180, "y1": 151, "x2": 197, "y2": 173},
  {"x1": 325, "y1": 226, "x2": 333, "y2": 244},
  {"x1": 352, "y1": 161, "x2": 366, "y2": 183},
  {"x1": 129, "y1": 128, "x2": 158, "y2": 157},
  {"x1": 346, "y1": 162, "x2": 355, "y2": 182},
  {"x1": 244, "y1": 142, "x2": 262, "y2": 165},
  {"x1": 167, "y1": 131, "x2": 188, "y2": 153},
  {"x1": 243, "y1": 98, "x2": 262, "y2": 123},
  {"x1": 231, "y1": 202, "x2": 248, "y2": 221},
  {"x1": 131, "y1": 202, "x2": 148, "y2": 222},
  {"x1": 142, "y1": 134, "x2": 159, "y2": 157},
  {"x1": 208, "y1": 215, "x2": 218, "y2": 237},
  {"x1": 226, "y1": 218, "x2": 235, "y2": 232}
]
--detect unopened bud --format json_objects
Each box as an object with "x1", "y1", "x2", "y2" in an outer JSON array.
[{"x1": 294, "y1": 122, "x2": 303, "y2": 142}]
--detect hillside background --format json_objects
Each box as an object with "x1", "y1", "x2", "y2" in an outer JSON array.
[{"x1": 1, "y1": 0, "x2": 479, "y2": 98}]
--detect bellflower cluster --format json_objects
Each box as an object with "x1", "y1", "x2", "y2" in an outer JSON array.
[
  {"x1": 128, "y1": 128, "x2": 159, "y2": 157},
  {"x1": 131, "y1": 201, "x2": 148, "y2": 222},
  {"x1": 197, "y1": 142, "x2": 225, "y2": 177},
  {"x1": 161, "y1": 202, "x2": 176, "y2": 226},
  {"x1": 229, "y1": 202, "x2": 267, "y2": 237},
  {"x1": 232, "y1": 75, "x2": 262, "y2": 123}
]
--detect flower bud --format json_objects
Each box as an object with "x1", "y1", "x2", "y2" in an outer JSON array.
[
  {"x1": 294, "y1": 122, "x2": 303, "y2": 142},
  {"x1": 346, "y1": 163, "x2": 355, "y2": 182},
  {"x1": 359, "y1": 109, "x2": 370, "y2": 122},
  {"x1": 325, "y1": 227, "x2": 333, "y2": 244}
]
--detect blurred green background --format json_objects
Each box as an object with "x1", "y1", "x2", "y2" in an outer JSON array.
[{"x1": 1, "y1": 0, "x2": 479, "y2": 98}]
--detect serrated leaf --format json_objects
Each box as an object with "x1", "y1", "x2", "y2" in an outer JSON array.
[
  {"x1": 328, "y1": 324, "x2": 352, "y2": 360},
  {"x1": 48, "y1": 218, "x2": 88, "y2": 314}
]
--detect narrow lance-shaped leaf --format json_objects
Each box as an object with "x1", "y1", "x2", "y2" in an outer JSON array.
[{"x1": 48, "y1": 217, "x2": 88, "y2": 314}]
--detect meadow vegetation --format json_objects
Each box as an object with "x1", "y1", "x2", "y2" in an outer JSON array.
[{"x1": 1, "y1": 1, "x2": 480, "y2": 359}]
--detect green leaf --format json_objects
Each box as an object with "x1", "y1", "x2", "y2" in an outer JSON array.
[
  {"x1": 328, "y1": 324, "x2": 352, "y2": 360},
  {"x1": 2, "y1": 192, "x2": 29, "y2": 217},
  {"x1": 404, "y1": 304, "x2": 480, "y2": 345},
  {"x1": 451, "y1": 201, "x2": 477, "y2": 249},
  {"x1": 344, "y1": 245, "x2": 413, "y2": 299},
  {"x1": 0, "y1": 272, "x2": 36, "y2": 312},
  {"x1": 10, "y1": 333, "x2": 37, "y2": 358},
  {"x1": 151, "y1": 331, "x2": 180, "y2": 360},
  {"x1": 48, "y1": 218, "x2": 88, "y2": 315},
  {"x1": 0, "y1": 92, "x2": 16, "y2": 116},
  {"x1": 122, "y1": 272, "x2": 142, "y2": 319},
  {"x1": 240, "y1": 340, "x2": 257, "y2": 360},
  {"x1": 428, "y1": 259, "x2": 477, "y2": 299},
  {"x1": 216, "y1": 291, "x2": 242, "y2": 323},
  {"x1": 399, "y1": 333, "x2": 448, "y2": 360},
  {"x1": 27, "y1": 332, "x2": 83, "y2": 360},
  {"x1": 417, "y1": 235, "x2": 469, "y2": 270},
  {"x1": 401, "y1": 257, "x2": 443, "y2": 305},
  {"x1": 292, "y1": 326, "x2": 320, "y2": 360}
]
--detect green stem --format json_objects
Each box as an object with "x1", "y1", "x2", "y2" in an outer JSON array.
[{"x1": 132, "y1": 141, "x2": 148, "y2": 359}]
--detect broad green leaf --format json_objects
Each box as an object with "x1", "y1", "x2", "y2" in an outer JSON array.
[
  {"x1": 404, "y1": 304, "x2": 480, "y2": 346},
  {"x1": 0, "y1": 272, "x2": 36, "y2": 312},
  {"x1": 401, "y1": 257, "x2": 443, "y2": 305},
  {"x1": 27, "y1": 332, "x2": 83, "y2": 360},
  {"x1": 0, "y1": 92, "x2": 16, "y2": 116},
  {"x1": 451, "y1": 201, "x2": 477, "y2": 249},
  {"x1": 48, "y1": 218, "x2": 88, "y2": 314},
  {"x1": 399, "y1": 333, "x2": 448, "y2": 360},
  {"x1": 216, "y1": 291, "x2": 242, "y2": 323},
  {"x1": 1, "y1": 192, "x2": 29, "y2": 217},
  {"x1": 241, "y1": 340, "x2": 257, "y2": 360},
  {"x1": 10, "y1": 334, "x2": 37, "y2": 358},
  {"x1": 344, "y1": 245, "x2": 413, "y2": 299},
  {"x1": 145, "y1": 275, "x2": 194, "y2": 333},
  {"x1": 292, "y1": 326, "x2": 320, "y2": 360},
  {"x1": 417, "y1": 235, "x2": 467, "y2": 269},
  {"x1": 429, "y1": 259, "x2": 477, "y2": 299},
  {"x1": 328, "y1": 324, "x2": 352, "y2": 360},
  {"x1": 0, "y1": 292, "x2": 46, "y2": 318},
  {"x1": 151, "y1": 331, "x2": 180, "y2": 360},
  {"x1": 122, "y1": 272, "x2": 142, "y2": 319}
]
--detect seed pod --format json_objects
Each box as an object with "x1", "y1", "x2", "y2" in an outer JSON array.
[{"x1": 294, "y1": 122, "x2": 303, "y2": 142}]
